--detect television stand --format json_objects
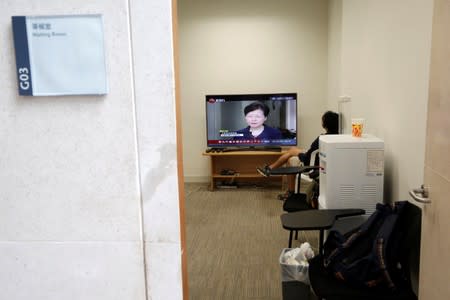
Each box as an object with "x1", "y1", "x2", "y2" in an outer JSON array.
[
  {"x1": 202, "y1": 149, "x2": 288, "y2": 190},
  {"x1": 251, "y1": 146, "x2": 282, "y2": 152},
  {"x1": 206, "y1": 146, "x2": 282, "y2": 153}
]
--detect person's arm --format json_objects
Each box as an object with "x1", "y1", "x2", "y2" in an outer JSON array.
[{"x1": 299, "y1": 136, "x2": 320, "y2": 166}]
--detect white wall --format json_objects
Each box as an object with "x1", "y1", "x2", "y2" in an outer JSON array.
[
  {"x1": 0, "y1": 1, "x2": 182, "y2": 299},
  {"x1": 130, "y1": 0, "x2": 183, "y2": 298},
  {"x1": 178, "y1": 0, "x2": 329, "y2": 182},
  {"x1": 328, "y1": 0, "x2": 434, "y2": 202},
  {"x1": 327, "y1": 0, "x2": 342, "y2": 114}
]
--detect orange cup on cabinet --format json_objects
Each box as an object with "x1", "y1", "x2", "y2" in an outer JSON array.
[{"x1": 351, "y1": 118, "x2": 364, "y2": 137}]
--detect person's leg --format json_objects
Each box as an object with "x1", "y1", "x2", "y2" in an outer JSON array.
[
  {"x1": 257, "y1": 147, "x2": 303, "y2": 177},
  {"x1": 286, "y1": 175, "x2": 295, "y2": 192},
  {"x1": 276, "y1": 152, "x2": 302, "y2": 200},
  {"x1": 286, "y1": 155, "x2": 302, "y2": 191},
  {"x1": 268, "y1": 147, "x2": 303, "y2": 169}
]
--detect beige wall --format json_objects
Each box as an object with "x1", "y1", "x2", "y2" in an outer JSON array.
[
  {"x1": 0, "y1": 1, "x2": 182, "y2": 299},
  {"x1": 179, "y1": 0, "x2": 434, "y2": 201},
  {"x1": 178, "y1": 0, "x2": 329, "y2": 182},
  {"x1": 327, "y1": 0, "x2": 343, "y2": 114},
  {"x1": 328, "y1": 0, "x2": 434, "y2": 202}
]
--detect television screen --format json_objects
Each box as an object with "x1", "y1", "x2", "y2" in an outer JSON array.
[{"x1": 206, "y1": 93, "x2": 297, "y2": 148}]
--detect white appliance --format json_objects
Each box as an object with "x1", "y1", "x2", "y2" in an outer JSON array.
[{"x1": 318, "y1": 134, "x2": 384, "y2": 232}]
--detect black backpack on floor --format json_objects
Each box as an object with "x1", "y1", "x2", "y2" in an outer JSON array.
[{"x1": 322, "y1": 201, "x2": 409, "y2": 290}]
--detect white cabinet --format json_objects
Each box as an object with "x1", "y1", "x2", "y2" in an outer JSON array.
[{"x1": 318, "y1": 134, "x2": 384, "y2": 231}]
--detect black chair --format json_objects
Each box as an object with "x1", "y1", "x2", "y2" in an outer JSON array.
[
  {"x1": 308, "y1": 201, "x2": 421, "y2": 300},
  {"x1": 269, "y1": 163, "x2": 320, "y2": 244},
  {"x1": 270, "y1": 165, "x2": 320, "y2": 212},
  {"x1": 270, "y1": 149, "x2": 320, "y2": 212}
]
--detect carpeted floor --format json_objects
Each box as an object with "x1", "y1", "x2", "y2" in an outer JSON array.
[{"x1": 185, "y1": 183, "x2": 319, "y2": 300}]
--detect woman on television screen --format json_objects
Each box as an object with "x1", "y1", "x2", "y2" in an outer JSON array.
[{"x1": 234, "y1": 101, "x2": 282, "y2": 140}]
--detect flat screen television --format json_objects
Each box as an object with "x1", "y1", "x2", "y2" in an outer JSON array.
[{"x1": 206, "y1": 93, "x2": 297, "y2": 149}]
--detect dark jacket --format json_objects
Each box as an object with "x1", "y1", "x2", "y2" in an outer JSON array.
[
  {"x1": 299, "y1": 133, "x2": 333, "y2": 166},
  {"x1": 235, "y1": 125, "x2": 282, "y2": 140}
]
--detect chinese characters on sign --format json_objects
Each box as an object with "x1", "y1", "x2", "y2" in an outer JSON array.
[{"x1": 12, "y1": 15, "x2": 108, "y2": 96}]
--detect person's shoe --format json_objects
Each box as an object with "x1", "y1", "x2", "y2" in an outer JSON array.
[{"x1": 257, "y1": 165, "x2": 271, "y2": 177}]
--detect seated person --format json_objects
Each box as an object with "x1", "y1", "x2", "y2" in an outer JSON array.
[
  {"x1": 257, "y1": 111, "x2": 339, "y2": 195},
  {"x1": 233, "y1": 101, "x2": 282, "y2": 140}
]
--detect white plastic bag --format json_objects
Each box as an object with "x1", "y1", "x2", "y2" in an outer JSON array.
[{"x1": 279, "y1": 243, "x2": 315, "y2": 284}]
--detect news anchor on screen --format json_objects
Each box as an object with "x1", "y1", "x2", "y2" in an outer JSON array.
[
  {"x1": 234, "y1": 101, "x2": 282, "y2": 140},
  {"x1": 205, "y1": 93, "x2": 297, "y2": 148}
]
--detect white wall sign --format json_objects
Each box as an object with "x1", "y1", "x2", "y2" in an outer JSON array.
[{"x1": 12, "y1": 14, "x2": 108, "y2": 96}]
